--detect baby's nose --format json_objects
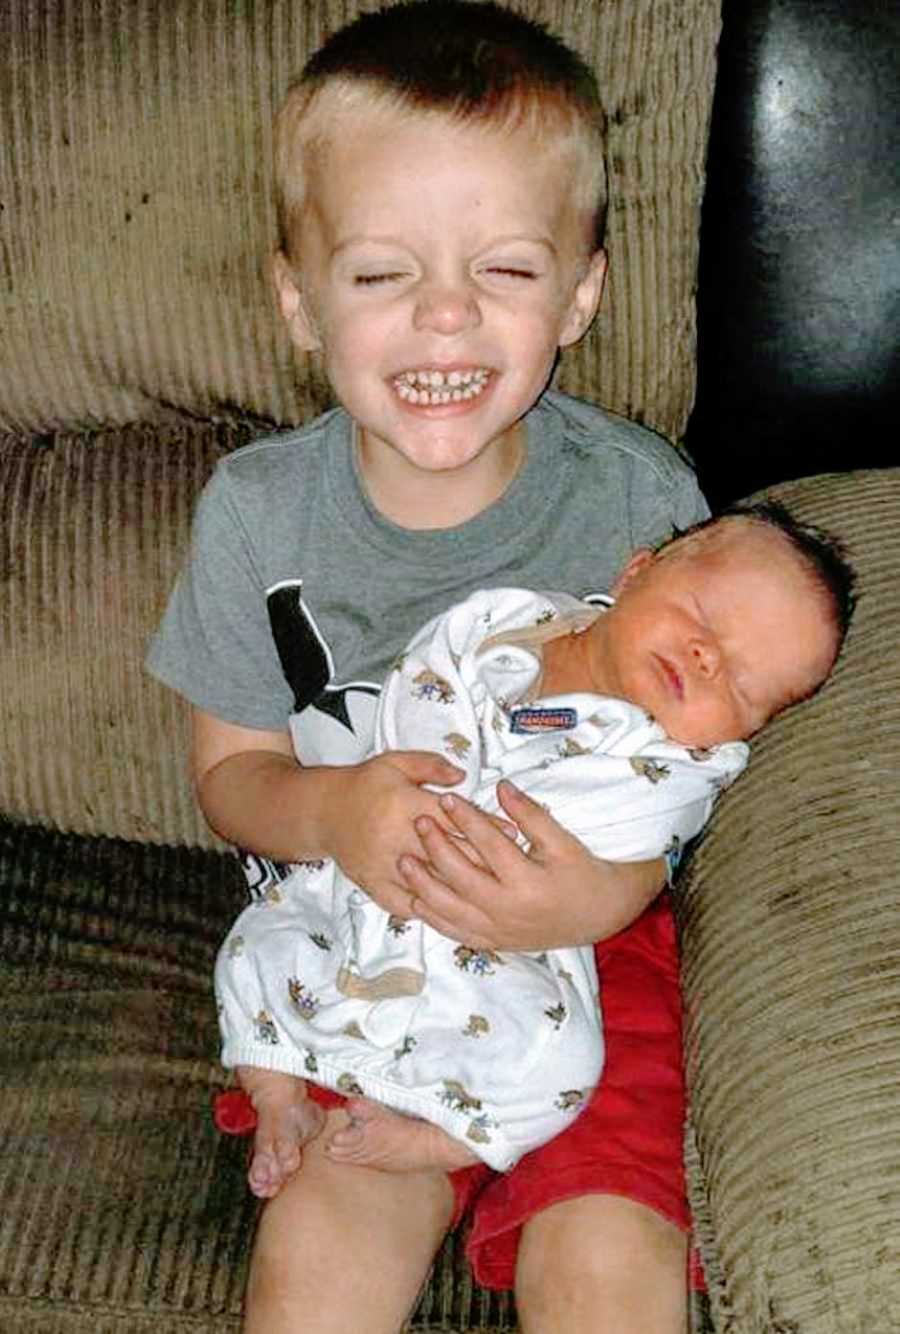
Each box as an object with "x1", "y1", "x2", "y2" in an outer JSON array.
[
  {"x1": 690, "y1": 639, "x2": 721, "y2": 678},
  {"x1": 413, "y1": 281, "x2": 482, "y2": 335}
]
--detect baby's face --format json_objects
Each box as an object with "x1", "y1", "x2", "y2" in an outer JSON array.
[
  {"x1": 593, "y1": 527, "x2": 839, "y2": 748},
  {"x1": 276, "y1": 105, "x2": 606, "y2": 482}
]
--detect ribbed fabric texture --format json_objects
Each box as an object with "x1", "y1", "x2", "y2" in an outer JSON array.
[
  {"x1": 0, "y1": 0, "x2": 720, "y2": 444},
  {"x1": 677, "y1": 469, "x2": 900, "y2": 1331},
  {"x1": 0, "y1": 422, "x2": 250, "y2": 847},
  {"x1": 0, "y1": 822, "x2": 252, "y2": 1331},
  {"x1": 0, "y1": 818, "x2": 521, "y2": 1332}
]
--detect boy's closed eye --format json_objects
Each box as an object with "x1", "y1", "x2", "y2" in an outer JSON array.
[
  {"x1": 352, "y1": 263, "x2": 541, "y2": 286},
  {"x1": 353, "y1": 271, "x2": 409, "y2": 286},
  {"x1": 335, "y1": 248, "x2": 417, "y2": 287},
  {"x1": 476, "y1": 251, "x2": 547, "y2": 283},
  {"x1": 481, "y1": 264, "x2": 539, "y2": 281}
]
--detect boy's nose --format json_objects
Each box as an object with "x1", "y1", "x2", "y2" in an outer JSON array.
[{"x1": 412, "y1": 281, "x2": 482, "y2": 335}]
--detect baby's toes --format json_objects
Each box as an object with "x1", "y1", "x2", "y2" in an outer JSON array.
[
  {"x1": 273, "y1": 1134, "x2": 303, "y2": 1179},
  {"x1": 248, "y1": 1146, "x2": 284, "y2": 1199},
  {"x1": 298, "y1": 1098, "x2": 326, "y2": 1142}
]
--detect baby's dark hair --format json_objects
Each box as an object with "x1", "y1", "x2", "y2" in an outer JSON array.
[
  {"x1": 669, "y1": 499, "x2": 857, "y2": 657},
  {"x1": 275, "y1": 0, "x2": 607, "y2": 258}
]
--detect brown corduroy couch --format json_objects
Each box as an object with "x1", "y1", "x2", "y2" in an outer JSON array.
[{"x1": 1, "y1": 3, "x2": 898, "y2": 1332}]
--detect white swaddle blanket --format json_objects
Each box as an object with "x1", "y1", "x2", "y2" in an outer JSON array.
[{"x1": 216, "y1": 588, "x2": 747, "y2": 1170}]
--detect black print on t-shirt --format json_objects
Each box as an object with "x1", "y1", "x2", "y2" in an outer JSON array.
[
  {"x1": 267, "y1": 581, "x2": 331, "y2": 712},
  {"x1": 266, "y1": 580, "x2": 379, "y2": 756}
]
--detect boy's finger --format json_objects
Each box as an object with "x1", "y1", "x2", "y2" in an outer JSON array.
[
  {"x1": 495, "y1": 780, "x2": 568, "y2": 853},
  {"x1": 398, "y1": 842, "x2": 491, "y2": 928},
  {"x1": 488, "y1": 813, "x2": 520, "y2": 840},
  {"x1": 411, "y1": 899, "x2": 490, "y2": 949},
  {"x1": 495, "y1": 779, "x2": 545, "y2": 820},
  {"x1": 413, "y1": 815, "x2": 496, "y2": 886},
  {"x1": 436, "y1": 793, "x2": 519, "y2": 865},
  {"x1": 391, "y1": 751, "x2": 465, "y2": 786},
  {"x1": 420, "y1": 813, "x2": 519, "y2": 896}
]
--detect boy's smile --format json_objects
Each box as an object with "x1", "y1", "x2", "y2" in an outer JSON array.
[
  {"x1": 275, "y1": 107, "x2": 606, "y2": 526},
  {"x1": 392, "y1": 366, "x2": 491, "y2": 407}
]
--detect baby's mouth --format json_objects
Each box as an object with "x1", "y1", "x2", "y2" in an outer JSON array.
[{"x1": 392, "y1": 367, "x2": 491, "y2": 405}]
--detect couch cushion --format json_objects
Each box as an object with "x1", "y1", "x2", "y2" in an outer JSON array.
[
  {"x1": 0, "y1": 423, "x2": 246, "y2": 846},
  {"x1": 0, "y1": 819, "x2": 520, "y2": 1332},
  {"x1": 678, "y1": 468, "x2": 900, "y2": 1330},
  {"x1": 0, "y1": 0, "x2": 720, "y2": 445}
]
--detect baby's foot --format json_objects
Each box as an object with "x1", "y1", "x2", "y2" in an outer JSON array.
[
  {"x1": 236, "y1": 1066, "x2": 325, "y2": 1198},
  {"x1": 326, "y1": 1097, "x2": 480, "y2": 1172}
]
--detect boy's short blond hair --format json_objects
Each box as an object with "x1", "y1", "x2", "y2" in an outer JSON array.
[{"x1": 274, "y1": 0, "x2": 608, "y2": 263}]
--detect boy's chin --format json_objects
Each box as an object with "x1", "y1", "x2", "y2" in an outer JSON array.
[
  {"x1": 386, "y1": 442, "x2": 503, "y2": 476},
  {"x1": 360, "y1": 420, "x2": 522, "y2": 476}
]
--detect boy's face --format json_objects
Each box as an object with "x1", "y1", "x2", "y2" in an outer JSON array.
[
  {"x1": 590, "y1": 525, "x2": 838, "y2": 748},
  {"x1": 275, "y1": 107, "x2": 606, "y2": 486}
]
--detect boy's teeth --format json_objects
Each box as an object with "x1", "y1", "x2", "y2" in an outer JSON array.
[{"x1": 394, "y1": 367, "x2": 490, "y2": 404}]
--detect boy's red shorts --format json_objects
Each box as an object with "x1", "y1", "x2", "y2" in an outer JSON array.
[
  {"x1": 458, "y1": 892, "x2": 691, "y2": 1288},
  {"x1": 217, "y1": 893, "x2": 690, "y2": 1292}
]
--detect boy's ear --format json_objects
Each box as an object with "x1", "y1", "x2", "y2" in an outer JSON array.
[
  {"x1": 271, "y1": 251, "x2": 322, "y2": 351},
  {"x1": 558, "y1": 249, "x2": 608, "y2": 347},
  {"x1": 611, "y1": 545, "x2": 655, "y2": 596}
]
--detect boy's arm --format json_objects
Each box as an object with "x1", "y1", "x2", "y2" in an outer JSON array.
[
  {"x1": 398, "y1": 782, "x2": 665, "y2": 950},
  {"x1": 192, "y1": 707, "x2": 466, "y2": 919}
]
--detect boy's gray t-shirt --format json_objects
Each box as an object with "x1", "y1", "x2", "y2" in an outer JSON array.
[{"x1": 147, "y1": 390, "x2": 708, "y2": 768}]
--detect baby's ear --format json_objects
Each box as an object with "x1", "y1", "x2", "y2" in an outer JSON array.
[
  {"x1": 611, "y1": 546, "x2": 655, "y2": 595},
  {"x1": 558, "y1": 249, "x2": 607, "y2": 347},
  {"x1": 271, "y1": 251, "x2": 322, "y2": 351}
]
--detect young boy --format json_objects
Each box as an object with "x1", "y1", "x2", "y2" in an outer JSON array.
[
  {"x1": 213, "y1": 503, "x2": 853, "y2": 1189},
  {"x1": 148, "y1": 2, "x2": 733, "y2": 1329}
]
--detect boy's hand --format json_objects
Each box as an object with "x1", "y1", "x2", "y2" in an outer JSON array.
[
  {"x1": 191, "y1": 709, "x2": 515, "y2": 922},
  {"x1": 397, "y1": 780, "x2": 665, "y2": 950},
  {"x1": 193, "y1": 709, "x2": 467, "y2": 919},
  {"x1": 320, "y1": 751, "x2": 468, "y2": 918}
]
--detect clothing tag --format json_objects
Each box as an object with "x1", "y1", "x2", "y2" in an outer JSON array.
[{"x1": 509, "y1": 706, "x2": 578, "y2": 734}]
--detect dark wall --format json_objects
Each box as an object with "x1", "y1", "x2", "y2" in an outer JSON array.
[{"x1": 685, "y1": 0, "x2": 900, "y2": 508}]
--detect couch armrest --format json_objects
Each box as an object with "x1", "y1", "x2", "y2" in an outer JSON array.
[{"x1": 677, "y1": 468, "x2": 900, "y2": 1329}]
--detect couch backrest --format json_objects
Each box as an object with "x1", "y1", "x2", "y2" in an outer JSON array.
[
  {"x1": 0, "y1": 0, "x2": 722, "y2": 847},
  {"x1": 0, "y1": 0, "x2": 721, "y2": 447}
]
